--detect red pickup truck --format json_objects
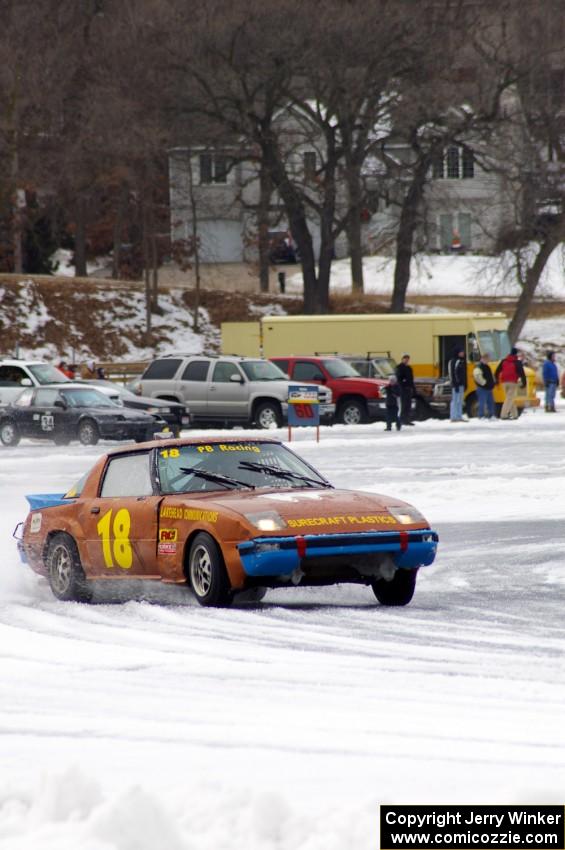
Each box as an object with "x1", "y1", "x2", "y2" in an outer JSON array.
[{"x1": 270, "y1": 356, "x2": 387, "y2": 425}]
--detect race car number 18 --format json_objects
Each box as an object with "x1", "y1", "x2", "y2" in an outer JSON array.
[{"x1": 96, "y1": 508, "x2": 133, "y2": 569}]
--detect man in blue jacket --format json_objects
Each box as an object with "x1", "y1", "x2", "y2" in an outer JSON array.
[{"x1": 542, "y1": 351, "x2": 559, "y2": 412}]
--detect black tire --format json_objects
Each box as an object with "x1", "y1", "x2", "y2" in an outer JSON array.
[
  {"x1": 465, "y1": 392, "x2": 478, "y2": 419},
  {"x1": 54, "y1": 434, "x2": 71, "y2": 446},
  {"x1": 78, "y1": 418, "x2": 99, "y2": 446},
  {"x1": 414, "y1": 396, "x2": 433, "y2": 421},
  {"x1": 337, "y1": 398, "x2": 367, "y2": 425},
  {"x1": 46, "y1": 532, "x2": 93, "y2": 602},
  {"x1": 372, "y1": 568, "x2": 418, "y2": 606},
  {"x1": 188, "y1": 532, "x2": 232, "y2": 607},
  {"x1": 254, "y1": 400, "x2": 282, "y2": 429},
  {"x1": 0, "y1": 419, "x2": 20, "y2": 446}
]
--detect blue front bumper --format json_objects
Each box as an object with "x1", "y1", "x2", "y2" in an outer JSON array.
[{"x1": 237, "y1": 529, "x2": 438, "y2": 577}]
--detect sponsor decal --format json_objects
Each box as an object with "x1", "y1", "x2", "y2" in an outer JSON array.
[
  {"x1": 30, "y1": 513, "x2": 42, "y2": 533},
  {"x1": 158, "y1": 542, "x2": 177, "y2": 555},
  {"x1": 160, "y1": 506, "x2": 218, "y2": 523},
  {"x1": 159, "y1": 528, "x2": 178, "y2": 543},
  {"x1": 287, "y1": 514, "x2": 396, "y2": 529}
]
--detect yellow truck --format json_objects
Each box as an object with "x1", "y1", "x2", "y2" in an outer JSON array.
[{"x1": 221, "y1": 313, "x2": 540, "y2": 417}]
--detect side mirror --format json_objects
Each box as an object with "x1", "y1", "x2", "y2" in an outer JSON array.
[
  {"x1": 229, "y1": 374, "x2": 244, "y2": 383},
  {"x1": 54, "y1": 398, "x2": 67, "y2": 409},
  {"x1": 20, "y1": 378, "x2": 33, "y2": 387}
]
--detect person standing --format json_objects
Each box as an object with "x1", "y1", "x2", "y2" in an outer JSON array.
[
  {"x1": 395, "y1": 353, "x2": 415, "y2": 426},
  {"x1": 494, "y1": 347, "x2": 526, "y2": 420},
  {"x1": 472, "y1": 353, "x2": 495, "y2": 419},
  {"x1": 448, "y1": 348, "x2": 467, "y2": 421},
  {"x1": 542, "y1": 351, "x2": 559, "y2": 412},
  {"x1": 384, "y1": 375, "x2": 401, "y2": 431}
]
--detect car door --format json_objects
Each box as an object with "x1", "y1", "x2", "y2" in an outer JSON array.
[
  {"x1": 207, "y1": 361, "x2": 249, "y2": 419},
  {"x1": 177, "y1": 359, "x2": 210, "y2": 418},
  {"x1": 27, "y1": 388, "x2": 65, "y2": 440},
  {"x1": 79, "y1": 451, "x2": 161, "y2": 578}
]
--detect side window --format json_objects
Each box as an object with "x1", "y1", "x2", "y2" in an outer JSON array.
[
  {"x1": 14, "y1": 389, "x2": 34, "y2": 407},
  {"x1": 0, "y1": 365, "x2": 27, "y2": 385},
  {"x1": 34, "y1": 389, "x2": 60, "y2": 406},
  {"x1": 100, "y1": 454, "x2": 154, "y2": 498},
  {"x1": 212, "y1": 362, "x2": 243, "y2": 383},
  {"x1": 181, "y1": 360, "x2": 210, "y2": 381},
  {"x1": 273, "y1": 359, "x2": 289, "y2": 374},
  {"x1": 294, "y1": 361, "x2": 325, "y2": 381},
  {"x1": 142, "y1": 359, "x2": 182, "y2": 380}
]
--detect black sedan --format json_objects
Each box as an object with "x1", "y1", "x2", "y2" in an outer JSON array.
[
  {"x1": 0, "y1": 385, "x2": 167, "y2": 447},
  {"x1": 84, "y1": 380, "x2": 190, "y2": 436}
]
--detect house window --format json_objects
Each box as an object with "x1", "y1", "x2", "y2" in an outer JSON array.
[
  {"x1": 199, "y1": 153, "x2": 229, "y2": 184},
  {"x1": 303, "y1": 151, "x2": 317, "y2": 181},
  {"x1": 439, "y1": 212, "x2": 472, "y2": 251},
  {"x1": 434, "y1": 146, "x2": 474, "y2": 179}
]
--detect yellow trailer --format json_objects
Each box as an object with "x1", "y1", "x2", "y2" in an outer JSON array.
[{"x1": 221, "y1": 313, "x2": 540, "y2": 415}]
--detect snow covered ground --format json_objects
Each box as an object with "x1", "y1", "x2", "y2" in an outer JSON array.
[{"x1": 1, "y1": 399, "x2": 564, "y2": 849}]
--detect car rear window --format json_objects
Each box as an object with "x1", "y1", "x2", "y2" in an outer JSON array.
[{"x1": 143, "y1": 359, "x2": 183, "y2": 380}]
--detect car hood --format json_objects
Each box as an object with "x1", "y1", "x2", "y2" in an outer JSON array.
[
  {"x1": 338, "y1": 376, "x2": 387, "y2": 389},
  {"x1": 81, "y1": 406, "x2": 153, "y2": 421},
  {"x1": 175, "y1": 488, "x2": 429, "y2": 536}
]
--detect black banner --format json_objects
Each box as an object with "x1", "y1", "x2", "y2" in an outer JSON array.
[{"x1": 380, "y1": 805, "x2": 564, "y2": 849}]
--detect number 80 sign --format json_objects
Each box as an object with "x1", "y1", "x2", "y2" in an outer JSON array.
[{"x1": 287, "y1": 384, "x2": 320, "y2": 441}]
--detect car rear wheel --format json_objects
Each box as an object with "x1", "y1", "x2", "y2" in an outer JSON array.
[
  {"x1": 188, "y1": 532, "x2": 232, "y2": 607},
  {"x1": 78, "y1": 418, "x2": 99, "y2": 446},
  {"x1": 338, "y1": 399, "x2": 366, "y2": 425},
  {"x1": 254, "y1": 401, "x2": 282, "y2": 429},
  {"x1": 46, "y1": 532, "x2": 92, "y2": 602},
  {"x1": 372, "y1": 568, "x2": 417, "y2": 606},
  {"x1": 0, "y1": 420, "x2": 20, "y2": 446}
]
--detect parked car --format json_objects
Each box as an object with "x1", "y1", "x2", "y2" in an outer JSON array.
[
  {"x1": 341, "y1": 355, "x2": 446, "y2": 419},
  {"x1": 269, "y1": 356, "x2": 387, "y2": 425},
  {"x1": 0, "y1": 385, "x2": 166, "y2": 447},
  {"x1": 133, "y1": 355, "x2": 335, "y2": 429},
  {"x1": 0, "y1": 359, "x2": 70, "y2": 407},
  {"x1": 83, "y1": 380, "x2": 190, "y2": 435},
  {"x1": 16, "y1": 435, "x2": 438, "y2": 607}
]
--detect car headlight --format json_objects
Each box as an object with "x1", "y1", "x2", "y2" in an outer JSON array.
[
  {"x1": 388, "y1": 505, "x2": 426, "y2": 525},
  {"x1": 244, "y1": 511, "x2": 287, "y2": 531}
]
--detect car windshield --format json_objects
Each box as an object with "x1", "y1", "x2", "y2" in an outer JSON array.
[
  {"x1": 240, "y1": 361, "x2": 288, "y2": 382},
  {"x1": 157, "y1": 441, "x2": 330, "y2": 493},
  {"x1": 28, "y1": 364, "x2": 70, "y2": 384},
  {"x1": 322, "y1": 359, "x2": 360, "y2": 378},
  {"x1": 477, "y1": 330, "x2": 511, "y2": 361},
  {"x1": 60, "y1": 388, "x2": 119, "y2": 408}
]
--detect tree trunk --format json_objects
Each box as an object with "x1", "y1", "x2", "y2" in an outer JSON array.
[
  {"x1": 187, "y1": 149, "x2": 201, "y2": 332},
  {"x1": 257, "y1": 164, "x2": 272, "y2": 293},
  {"x1": 346, "y1": 166, "x2": 364, "y2": 292},
  {"x1": 390, "y1": 155, "x2": 429, "y2": 313},
  {"x1": 112, "y1": 183, "x2": 128, "y2": 279},
  {"x1": 74, "y1": 197, "x2": 88, "y2": 277},
  {"x1": 142, "y1": 200, "x2": 152, "y2": 341},
  {"x1": 508, "y1": 231, "x2": 561, "y2": 343}
]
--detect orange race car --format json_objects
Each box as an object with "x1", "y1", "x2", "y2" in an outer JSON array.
[{"x1": 15, "y1": 437, "x2": 439, "y2": 607}]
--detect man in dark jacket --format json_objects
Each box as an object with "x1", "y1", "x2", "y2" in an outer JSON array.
[
  {"x1": 542, "y1": 351, "x2": 559, "y2": 412},
  {"x1": 395, "y1": 353, "x2": 415, "y2": 425},
  {"x1": 472, "y1": 352, "x2": 495, "y2": 419},
  {"x1": 384, "y1": 375, "x2": 402, "y2": 431},
  {"x1": 448, "y1": 348, "x2": 467, "y2": 421},
  {"x1": 494, "y1": 347, "x2": 526, "y2": 420}
]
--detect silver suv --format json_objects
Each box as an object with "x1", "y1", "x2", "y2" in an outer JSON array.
[{"x1": 134, "y1": 355, "x2": 335, "y2": 428}]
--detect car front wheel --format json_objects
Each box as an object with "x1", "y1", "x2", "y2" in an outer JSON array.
[
  {"x1": 338, "y1": 399, "x2": 366, "y2": 425},
  {"x1": 372, "y1": 568, "x2": 418, "y2": 606},
  {"x1": 188, "y1": 532, "x2": 232, "y2": 607},
  {"x1": 46, "y1": 532, "x2": 92, "y2": 602},
  {"x1": 78, "y1": 418, "x2": 99, "y2": 446},
  {"x1": 254, "y1": 401, "x2": 282, "y2": 429},
  {"x1": 0, "y1": 420, "x2": 20, "y2": 446}
]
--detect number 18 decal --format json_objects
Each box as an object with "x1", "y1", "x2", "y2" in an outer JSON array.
[{"x1": 97, "y1": 508, "x2": 133, "y2": 569}]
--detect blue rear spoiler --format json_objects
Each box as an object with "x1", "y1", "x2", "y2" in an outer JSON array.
[{"x1": 25, "y1": 493, "x2": 75, "y2": 511}]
